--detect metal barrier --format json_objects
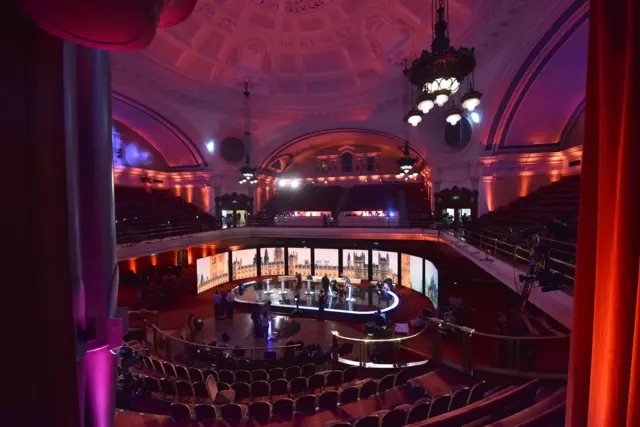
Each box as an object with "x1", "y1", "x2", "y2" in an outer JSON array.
[
  {"x1": 447, "y1": 228, "x2": 576, "y2": 284},
  {"x1": 147, "y1": 323, "x2": 303, "y2": 365},
  {"x1": 331, "y1": 318, "x2": 570, "y2": 379}
]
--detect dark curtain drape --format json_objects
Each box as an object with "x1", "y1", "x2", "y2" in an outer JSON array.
[{"x1": 566, "y1": 0, "x2": 640, "y2": 425}]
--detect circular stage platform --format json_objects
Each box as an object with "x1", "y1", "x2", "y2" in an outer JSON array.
[{"x1": 233, "y1": 279, "x2": 399, "y2": 320}]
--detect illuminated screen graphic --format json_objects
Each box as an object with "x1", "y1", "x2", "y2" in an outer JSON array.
[
  {"x1": 372, "y1": 250, "x2": 398, "y2": 283},
  {"x1": 196, "y1": 252, "x2": 229, "y2": 293},
  {"x1": 288, "y1": 248, "x2": 312, "y2": 276},
  {"x1": 232, "y1": 249, "x2": 258, "y2": 280},
  {"x1": 342, "y1": 249, "x2": 369, "y2": 280},
  {"x1": 314, "y1": 248, "x2": 339, "y2": 277}
]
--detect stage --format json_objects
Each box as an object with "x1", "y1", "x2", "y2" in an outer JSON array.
[{"x1": 232, "y1": 278, "x2": 399, "y2": 320}]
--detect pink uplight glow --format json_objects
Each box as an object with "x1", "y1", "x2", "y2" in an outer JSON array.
[{"x1": 85, "y1": 345, "x2": 116, "y2": 427}]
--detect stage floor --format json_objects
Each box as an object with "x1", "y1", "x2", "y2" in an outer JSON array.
[
  {"x1": 233, "y1": 281, "x2": 398, "y2": 317},
  {"x1": 199, "y1": 313, "x2": 362, "y2": 349}
]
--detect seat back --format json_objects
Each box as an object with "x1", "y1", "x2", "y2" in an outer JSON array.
[
  {"x1": 286, "y1": 365, "x2": 301, "y2": 381},
  {"x1": 296, "y1": 394, "x2": 317, "y2": 415},
  {"x1": 272, "y1": 398, "x2": 294, "y2": 420},
  {"x1": 468, "y1": 381, "x2": 489, "y2": 405},
  {"x1": 343, "y1": 366, "x2": 359, "y2": 383},
  {"x1": 428, "y1": 394, "x2": 451, "y2": 418},
  {"x1": 269, "y1": 367, "x2": 284, "y2": 381},
  {"x1": 175, "y1": 365, "x2": 190, "y2": 380},
  {"x1": 270, "y1": 378, "x2": 289, "y2": 397},
  {"x1": 354, "y1": 415, "x2": 380, "y2": 427},
  {"x1": 170, "y1": 402, "x2": 191, "y2": 420},
  {"x1": 163, "y1": 362, "x2": 177, "y2": 377},
  {"x1": 251, "y1": 369, "x2": 269, "y2": 382},
  {"x1": 290, "y1": 377, "x2": 307, "y2": 396},
  {"x1": 382, "y1": 408, "x2": 407, "y2": 427},
  {"x1": 194, "y1": 404, "x2": 216, "y2": 421},
  {"x1": 309, "y1": 373, "x2": 325, "y2": 391},
  {"x1": 319, "y1": 390, "x2": 339, "y2": 411},
  {"x1": 252, "y1": 380, "x2": 270, "y2": 398},
  {"x1": 326, "y1": 370, "x2": 343, "y2": 388},
  {"x1": 395, "y1": 369, "x2": 411, "y2": 387},
  {"x1": 232, "y1": 381, "x2": 251, "y2": 400},
  {"x1": 235, "y1": 369, "x2": 251, "y2": 383},
  {"x1": 219, "y1": 369, "x2": 235, "y2": 384},
  {"x1": 302, "y1": 363, "x2": 316, "y2": 377},
  {"x1": 193, "y1": 381, "x2": 208, "y2": 399},
  {"x1": 377, "y1": 374, "x2": 395, "y2": 393},
  {"x1": 407, "y1": 401, "x2": 431, "y2": 424},
  {"x1": 176, "y1": 380, "x2": 194, "y2": 399},
  {"x1": 249, "y1": 401, "x2": 271, "y2": 422},
  {"x1": 143, "y1": 376, "x2": 161, "y2": 393},
  {"x1": 221, "y1": 403, "x2": 243, "y2": 422},
  {"x1": 449, "y1": 387, "x2": 470, "y2": 411},
  {"x1": 160, "y1": 378, "x2": 177, "y2": 396},
  {"x1": 340, "y1": 386, "x2": 359, "y2": 405},
  {"x1": 360, "y1": 379, "x2": 378, "y2": 398}
]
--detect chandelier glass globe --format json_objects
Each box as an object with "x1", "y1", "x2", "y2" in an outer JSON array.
[
  {"x1": 417, "y1": 92, "x2": 435, "y2": 114},
  {"x1": 406, "y1": 107, "x2": 422, "y2": 127},
  {"x1": 445, "y1": 106, "x2": 463, "y2": 126},
  {"x1": 461, "y1": 89, "x2": 483, "y2": 112}
]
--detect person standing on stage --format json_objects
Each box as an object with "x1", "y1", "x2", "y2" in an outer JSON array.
[
  {"x1": 296, "y1": 272, "x2": 303, "y2": 291},
  {"x1": 226, "y1": 289, "x2": 236, "y2": 318},
  {"x1": 322, "y1": 274, "x2": 330, "y2": 296},
  {"x1": 260, "y1": 309, "x2": 270, "y2": 340},
  {"x1": 318, "y1": 289, "x2": 326, "y2": 320}
]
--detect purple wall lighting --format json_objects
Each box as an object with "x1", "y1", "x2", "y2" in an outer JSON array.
[
  {"x1": 84, "y1": 344, "x2": 116, "y2": 427},
  {"x1": 112, "y1": 126, "x2": 153, "y2": 167}
]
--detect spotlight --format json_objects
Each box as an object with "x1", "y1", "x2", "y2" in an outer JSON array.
[
  {"x1": 205, "y1": 139, "x2": 215, "y2": 154},
  {"x1": 470, "y1": 111, "x2": 481, "y2": 123},
  {"x1": 278, "y1": 179, "x2": 287, "y2": 188},
  {"x1": 291, "y1": 179, "x2": 300, "y2": 189}
]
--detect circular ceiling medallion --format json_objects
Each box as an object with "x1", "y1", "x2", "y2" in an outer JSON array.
[
  {"x1": 444, "y1": 116, "x2": 472, "y2": 150},
  {"x1": 219, "y1": 137, "x2": 247, "y2": 164}
]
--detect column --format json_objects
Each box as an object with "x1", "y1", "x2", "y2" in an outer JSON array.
[{"x1": 566, "y1": 0, "x2": 640, "y2": 425}]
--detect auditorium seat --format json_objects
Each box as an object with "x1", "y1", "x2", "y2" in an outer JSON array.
[
  {"x1": 114, "y1": 186, "x2": 217, "y2": 243},
  {"x1": 477, "y1": 175, "x2": 581, "y2": 241},
  {"x1": 194, "y1": 403, "x2": 216, "y2": 421}
]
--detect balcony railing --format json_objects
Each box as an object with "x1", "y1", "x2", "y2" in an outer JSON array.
[{"x1": 331, "y1": 318, "x2": 570, "y2": 379}]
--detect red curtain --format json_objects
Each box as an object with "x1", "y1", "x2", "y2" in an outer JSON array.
[{"x1": 566, "y1": 0, "x2": 640, "y2": 426}]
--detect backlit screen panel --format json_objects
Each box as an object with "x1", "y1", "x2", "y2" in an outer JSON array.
[
  {"x1": 372, "y1": 250, "x2": 398, "y2": 283},
  {"x1": 314, "y1": 248, "x2": 339, "y2": 277},
  {"x1": 401, "y1": 253, "x2": 423, "y2": 293},
  {"x1": 196, "y1": 252, "x2": 229, "y2": 293},
  {"x1": 425, "y1": 259, "x2": 439, "y2": 307},
  {"x1": 288, "y1": 248, "x2": 312, "y2": 276},
  {"x1": 342, "y1": 249, "x2": 369, "y2": 280},
  {"x1": 231, "y1": 248, "x2": 258, "y2": 280},
  {"x1": 260, "y1": 247, "x2": 285, "y2": 276}
]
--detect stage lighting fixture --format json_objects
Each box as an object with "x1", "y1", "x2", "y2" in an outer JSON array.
[
  {"x1": 291, "y1": 179, "x2": 300, "y2": 189},
  {"x1": 470, "y1": 111, "x2": 481, "y2": 123},
  {"x1": 205, "y1": 139, "x2": 215, "y2": 154}
]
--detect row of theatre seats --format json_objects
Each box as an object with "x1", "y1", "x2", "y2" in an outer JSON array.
[
  {"x1": 478, "y1": 175, "x2": 580, "y2": 241},
  {"x1": 120, "y1": 347, "x2": 566, "y2": 426},
  {"x1": 264, "y1": 183, "x2": 430, "y2": 217},
  {"x1": 115, "y1": 186, "x2": 217, "y2": 243}
]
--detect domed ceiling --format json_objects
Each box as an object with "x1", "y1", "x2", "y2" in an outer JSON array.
[{"x1": 111, "y1": 0, "x2": 524, "y2": 113}]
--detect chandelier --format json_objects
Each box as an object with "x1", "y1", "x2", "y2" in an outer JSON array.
[
  {"x1": 397, "y1": 142, "x2": 419, "y2": 179},
  {"x1": 404, "y1": 0, "x2": 482, "y2": 126},
  {"x1": 239, "y1": 82, "x2": 259, "y2": 185}
]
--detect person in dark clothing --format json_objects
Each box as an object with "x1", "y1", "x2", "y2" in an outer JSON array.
[
  {"x1": 318, "y1": 290, "x2": 326, "y2": 320},
  {"x1": 322, "y1": 274, "x2": 330, "y2": 296},
  {"x1": 373, "y1": 309, "x2": 386, "y2": 328},
  {"x1": 296, "y1": 273, "x2": 303, "y2": 291}
]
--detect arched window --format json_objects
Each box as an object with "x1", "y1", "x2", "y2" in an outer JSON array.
[{"x1": 341, "y1": 152, "x2": 353, "y2": 173}]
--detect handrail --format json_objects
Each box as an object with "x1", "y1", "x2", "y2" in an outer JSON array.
[
  {"x1": 150, "y1": 323, "x2": 302, "y2": 352},
  {"x1": 330, "y1": 324, "x2": 429, "y2": 343}
]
